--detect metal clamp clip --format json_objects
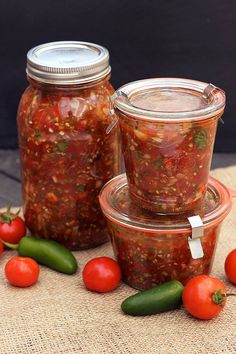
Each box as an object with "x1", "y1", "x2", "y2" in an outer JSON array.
[
  {"x1": 203, "y1": 83, "x2": 216, "y2": 97},
  {"x1": 204, "y1": 84, "x2": 224, "y2": 124},
  {"x1": 187, "y1": 215, "x2": 204, "y2": 259},
  {"x1": 109, "y1": 91, "x2": 123, "y2": 115},
  {"x1": 106, "y1": 91, "x2": 128, "y2": 134}
]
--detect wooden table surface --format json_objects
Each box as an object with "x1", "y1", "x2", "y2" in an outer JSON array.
[{"x1": 0, "y1": 150, "x2": 235, "y2": 208}]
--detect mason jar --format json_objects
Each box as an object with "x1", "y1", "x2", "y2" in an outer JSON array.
[{"x1": 17, "y1": 41, "x2": 121, "y2": 250}]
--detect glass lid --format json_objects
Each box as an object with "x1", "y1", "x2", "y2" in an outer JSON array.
[
  {"x1": 99, "y1": 174, "x2": 232, "y2": 233},
  {"x1": 113, "y1": 78, "x2": 225, "y2": 122}
]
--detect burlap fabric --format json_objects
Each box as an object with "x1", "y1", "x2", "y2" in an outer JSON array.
[{"x1": 0, "y1": 166, "x2": 236, "y2": 354}]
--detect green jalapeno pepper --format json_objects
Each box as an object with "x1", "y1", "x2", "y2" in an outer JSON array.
[
  {"x1": 121, "y1": 280, "x2": 184, "y2": 316},
  {"x1": 3, "y1": 235, "x2": 78, "y2": 274}
]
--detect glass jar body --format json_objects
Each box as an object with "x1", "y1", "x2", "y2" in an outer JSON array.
[
  {"x1": 108, "y1": 221, "x2": 221, "y2": 290},
  {"x1": 17, "y1": 76, "x2": 121, "y2": 250},
  {"x1": 118, "y1": 111, "x2": 220, "y2": 216}
]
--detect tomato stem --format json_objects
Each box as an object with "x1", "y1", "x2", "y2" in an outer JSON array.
[
  {"x1": 211, "y1": 289, "x2": 227, "y2": 307},
  {"x1": 0, "y1": 206, "x2": 20, "y2": 224},
  {"x1": 212, "y1": 290, "x2": 236, "y2": 306}
]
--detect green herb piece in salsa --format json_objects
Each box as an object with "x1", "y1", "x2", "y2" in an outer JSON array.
[
  {"x1": 77, "y1": 184, "x2": 86, "y2": 192},
  {"x1": 155, "y1": 158, "x2": 164, "y2": 168},
  {"x1": 194, "y1": 130, "x2": 208, "y2": 149},
  {"x1": 34, "y1": 129, "x2": 41, "y2": 138},
  {"x1": 57, "y1": 141, "x2": 68, "y2": 152}
]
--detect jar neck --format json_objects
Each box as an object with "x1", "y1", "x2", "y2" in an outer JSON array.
[{"x1": 27, "y1": 74, "x2": 111, "y2": 92}]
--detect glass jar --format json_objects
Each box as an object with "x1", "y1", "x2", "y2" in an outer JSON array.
[
  {"x1": 112, "y1": 78, "x2": 226, "y2": 216},
  {"x1": 17, "y1": 41, "x2": 121, "y2": 250},
  {"x1": 99, "y1": 174, "x2": 232, "y2": 290}
]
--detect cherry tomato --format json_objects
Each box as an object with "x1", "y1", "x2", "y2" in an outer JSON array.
[
  {"x1": 225, "y1": 249, "x2": 236, "y2": 284},
  {"x1": 82, "y1": 257, "x2": 121, "y2": 293},
  {"x1": 5, "y1": 256, "x2": 40, "y2": 287},
  {"x1": 182, "y1": 275, "x2": 227, "y2": 320},
  {"x1": 0, "y1": 207, "x2": 26, "y2": 245}
]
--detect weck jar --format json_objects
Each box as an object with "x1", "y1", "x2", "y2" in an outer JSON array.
[
  {"x1": 111, "y1": 78, "x2": 225, "y2": 216},
  {"x1": 99, "y1": 174, "x2": 233, "y2": 290},
  {"x1": 17, "y1": 41, "x2": 121, "y2": 250}
]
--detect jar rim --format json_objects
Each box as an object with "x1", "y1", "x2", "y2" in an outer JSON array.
[
  {"x1": 99, "y1": 174, "x2": 232, "y2": 234},
  {"x1": 113, "y1": 78, "x2": 226, "y2": 122}
]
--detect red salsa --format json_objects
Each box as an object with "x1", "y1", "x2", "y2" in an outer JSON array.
[
  {"x1": 17, "y1": 77, "x2": 121, "y2": 249},
  {"x1": 108, "y1": 222, "x2": 220, "y2": 290},
  {"x1": 119, "y1": 116, "x2": 218, "y2": 215}
]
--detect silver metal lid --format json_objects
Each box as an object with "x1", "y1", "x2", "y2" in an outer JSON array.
[
  {"x1": 26, "y1": 41, "x2": 111, "y2": 85},
  {"x1": 112, "y1": 78, "x2": 225, "y2": 122}
]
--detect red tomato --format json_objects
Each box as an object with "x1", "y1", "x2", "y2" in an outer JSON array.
[
  {"x1": 0, "y1": 207, "x2": 26, "y2": 245},
  {"x1": 225, "y1": 249, "x2": 236, "y2": 284},
  {"x1": 5, "y1": 256, "x2": 40, "y2": 287},
  {"x1": 82, "y1": 257, "x2": 121, "y2": 293},
  {"x1": 182, "y1": 275, "x2": 227, "y2": 320}
]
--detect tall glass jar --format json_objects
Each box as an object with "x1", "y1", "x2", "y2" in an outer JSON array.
[{"x1": 17, "y1": 41, "x2": 121, "y2": 250}]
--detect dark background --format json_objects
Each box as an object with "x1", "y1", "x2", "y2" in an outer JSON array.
[{"x1": 1, "y1": 0, "x2": 236, "y2": 151}]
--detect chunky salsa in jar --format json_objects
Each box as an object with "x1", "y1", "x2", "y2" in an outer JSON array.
[
  {"x1": 113, "y1": 78, "x2": 226, "y2": 215},
  {"x1": 99, "y1": 174, "x2": 232, "y2": 290},
  {"x1": 17, "y1": 41, "x2": 121, "y2": 250},
  {"x1": 109, "y1": 223, "x2": 220, "y2": 290}
]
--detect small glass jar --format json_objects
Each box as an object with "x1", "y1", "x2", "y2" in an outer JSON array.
[
  {"x1": 112, "y1": 78, "x2": 226, "y2": 216},
  {"x1": 17, "y1": 41, "x2": 121, "y2": 250},
  {"x1": 99, "y1": 174, "x2": 232, "y2": 290}
]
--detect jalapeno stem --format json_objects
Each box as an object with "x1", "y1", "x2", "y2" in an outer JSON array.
[{"x1": 0, "y1": 239, "x2": 19, "y2": 250}]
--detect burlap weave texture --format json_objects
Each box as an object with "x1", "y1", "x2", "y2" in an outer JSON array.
[{"x1": 0, "y1": 165, "x2": 236, "y2": 354}]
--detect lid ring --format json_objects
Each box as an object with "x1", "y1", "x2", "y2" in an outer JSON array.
[{"x1": 26, "y1": 41, "x2": 111, "y2": 85}]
